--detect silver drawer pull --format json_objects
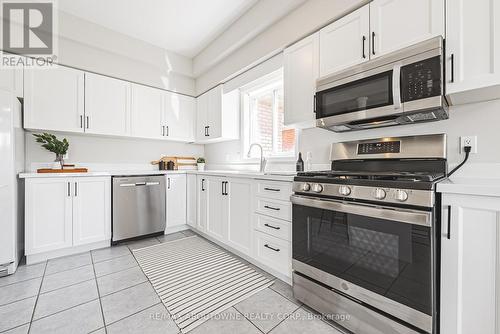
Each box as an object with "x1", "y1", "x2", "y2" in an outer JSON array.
[
  {"x1": 264, "y1": 244, "x2": 280, "y2": 252},
  {"x1": 119, "y1": 183, "x2": 135, "y2": 187},
  {"x1": 264, "y1": 187, "x2": 280, "y2": 192},
  {"x1": 264, "y1": 223, "x2": 280, "y2": 230},
  {"x1": 264, "y1": 205, "x2": 280, "y2": 211}
]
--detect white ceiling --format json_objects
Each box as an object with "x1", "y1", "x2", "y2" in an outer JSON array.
[{"x1": 57, "y1": 0, "x2": 260, "y2": 58}]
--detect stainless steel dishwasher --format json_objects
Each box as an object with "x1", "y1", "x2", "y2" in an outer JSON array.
[{"x1": 112, "y1": 175, "x2": 165, "y2": 243}]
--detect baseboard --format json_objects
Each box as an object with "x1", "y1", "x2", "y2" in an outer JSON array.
[
  {"x1": 188, "y1": 227, "x2": 292, "y2": 285},
  {"x1": 165, "y1": 224, "x2": 189, "y2": 234},
  {"x1": 26, "y1": 240, "x2": 111, "y2": 264}
]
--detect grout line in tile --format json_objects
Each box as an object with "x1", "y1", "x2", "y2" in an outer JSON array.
[
  {"x1": 38, "y1": 277, "x2": 96, "y2": 295},
  {"x1": 27, "y1": 260, "x2": 47, "y2": 334},
  {"x1": 0, "y1": 273, "x2": 45, "y2": 289},
  {"x1": 233, "y1": 306, "x2": 266, "y2": 334},
  {"x1": 104, "y1": 302, "x2": 163, "y2": 327},
  {"x1": 263, "y1": 302, "x2": 302, "y2": 334},
  {"x1": 28, "y1": 297, "x2": 101, "y2": 324},
  {"x1": 94, "y1": 262, "x2": 140, "y2": 279},
  {"x1": 0, "y1": 322, "x2": 30, "y2": 334},
  {"x1": 268, "y1": 284, "x2": 302, "y2": 306},
  {"x1": 43, "y1": 262, "x2": 93, "y2": 278},
  {"x1": 91, "y1": 249, "x2": 108, "y2": 334}
]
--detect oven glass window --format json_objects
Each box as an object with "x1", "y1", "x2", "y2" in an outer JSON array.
[
  {"x1": 316, "y1": 71, "x2": 393, "y2": 119},
  {"x1": 292, "y1": 204, "x2": 432, "y2": 315}
]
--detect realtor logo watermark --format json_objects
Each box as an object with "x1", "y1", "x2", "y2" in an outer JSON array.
[{"x1": 1, "y1": 0, "x2": 58, "y2": 67}]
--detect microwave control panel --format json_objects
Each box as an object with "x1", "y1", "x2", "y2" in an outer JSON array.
[{"x1": 401, "y1": 56, "x2": 442, "y2": 102}]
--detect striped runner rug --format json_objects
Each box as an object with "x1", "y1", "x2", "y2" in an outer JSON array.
[{"x1": 133, "y1": 235, "x2": 274, "y2": 333}]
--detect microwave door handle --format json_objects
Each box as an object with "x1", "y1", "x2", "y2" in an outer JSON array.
[{"x1": 392, "y1": 64, "x2": 402, "y2": 110}]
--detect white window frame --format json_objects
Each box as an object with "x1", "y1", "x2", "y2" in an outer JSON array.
[{"x1": 240, "y1": 69, "x2": 297, "y2": 162}]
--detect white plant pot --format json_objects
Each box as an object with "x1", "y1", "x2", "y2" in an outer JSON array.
[{"x1": 197, "y1": 163, "x2": 205, "y2": 171}]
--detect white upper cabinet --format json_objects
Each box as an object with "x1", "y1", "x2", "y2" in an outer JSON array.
[
  {"x1": 24, "y1": 66, "x2": 85, "y2": 133},
  {"x1": 84, "y1": 73, "x2": 131, "y2": 136},
  {"x1": 130, "y1": 84, "x2": 164, "y2": 139},
  {"x1": 0, "y1": 55, "x2": 23, "y2": 97},
  {"x1": 319, "y1": 5, "x2": 369, "y2": 77},
  {"x1": 446, "y1": 0, "x2": 500, "y2": 105},
  {"x1": 370, "y1": 0, "x2": 444, "y2": 58},
  {"x1": 72, "y1": 177, "x2": 111, "y2": 246},
  {"x1": 164, "y1": 92, "x2": 195, "y2": 142},
  {"x1": 166, "y1": 174, "x2": 187, "y2": 229},
  {"x1": 440, "y1": 193, "x2": 500, "y2": 334},
  {"x1": 195, "y1": 85, "x2": 239, "y2": 143},
  {"x1": 284, "y1": 32, "x2": 319, "y2": 127}
]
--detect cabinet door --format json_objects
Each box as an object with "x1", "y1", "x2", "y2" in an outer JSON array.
[
  {"x1": 206, "y1": 177, "x2": 225, "y2": 241},
  {"x1": 284, "y1": 32, "x2": 319, "y2": 127},
  {"x1": 226, "y1": 178, "x2": 252, "y2": 255},
  {"x1": 196, "y1": 92, "x2": 208, "y2": 141},
  {"x1": 84, "y1": 73, "x2": 131, "y2": 136},
  {"x1": 319, "y1": 5, "x2": 369, "y2": 77},
  {"x1": 166, "y1": 174, "x2": 187, "y2": 228},
  {"x1": 72, "y1": 177, "x2": 111, "y2": 246},
  {"x1": 25, "y1": 178, "x2": 73, "y2": 254},
  {"x1": 370, "y1": 0, "x2": 444, "y2": 58},
  {"x1": 446, "y1": 0, "x2": 500, "y2": 101},
  {"x1": 196, "y1": 176, "x2": 208, "y2": 231},
  {"x1": 130, "y1": 84, "x2": 163, "y2": 139},
  {"x1": 24, "y1": 66, "x2": 85, "y2": 133},
  {"x1": 0, "y1": 54, "x2": 23, "y2": 97},
  {"x1": 441, "y1": 194, "x2": 500, "y2": 334},
  {"x1": 186, "y1": 174, "x2": 197, "y2": 228},
  {"x1": 164, "y1": 92, "x2": 195, "y2": 141},
  {"x1": 206, "y1": 86, "x2": 222, "y2": 139}
]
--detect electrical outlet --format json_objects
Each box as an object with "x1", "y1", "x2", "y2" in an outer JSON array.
[{"x1": 460, "y1": 136, "x2": 477, "y2": 154}]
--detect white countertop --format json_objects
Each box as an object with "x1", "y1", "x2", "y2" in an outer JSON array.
[
  {"x1": 437, "y1": 177, "x2": 500, "y2": 197},
  {"x1": 18, "y1": 169, "x2": 296, "y2": 182}
]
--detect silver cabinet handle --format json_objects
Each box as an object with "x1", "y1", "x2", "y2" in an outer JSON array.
[{"x1": 264, "y1": 244, "x2": 280, "y2": 252}]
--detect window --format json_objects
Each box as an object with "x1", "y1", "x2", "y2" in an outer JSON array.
[{"x1": 242, "y1": 70, "x2": 296, "y2": 159}]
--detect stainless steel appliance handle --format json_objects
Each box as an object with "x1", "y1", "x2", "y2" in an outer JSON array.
[
  {"x1": 392, "y1": 64, "x2": 402, "y2": 110},
  {"x1": 146, "y1": 182, "x2": 160, "y2": 186},
  {"x1": 291, "y1": 195, "x2": 431, "y2": 227}
]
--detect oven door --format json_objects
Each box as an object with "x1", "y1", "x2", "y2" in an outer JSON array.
[{"x1": 291, "y1": 195, "x2": 434, "y2": 333}]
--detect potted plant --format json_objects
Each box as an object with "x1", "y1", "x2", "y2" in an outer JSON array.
[
  {"x1": 33, "y1": 133, "x2": 69, "y2": 170},
  {"x1": 197, "y1": 157, "x2": 206, "y2": 171}
]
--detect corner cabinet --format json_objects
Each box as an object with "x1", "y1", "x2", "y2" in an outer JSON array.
[
  {"x1": 25, "y1": 176, "x2": 111, "y2": 263},
  {"x1": 284, "y1": 32, "x2": 319, "y2": 128},
  {"x1": 196, "y1": 85, "x2": 239, "y2": 143},
  {"x1": 24, "y1": 66, "x2": 85, "y2": 133},
  {"x1": 445, "y1": 0, "x2": 500, "y2": 105},
  {"x1": 440, "y1": 193, "x2": 500, "y2": 334}
]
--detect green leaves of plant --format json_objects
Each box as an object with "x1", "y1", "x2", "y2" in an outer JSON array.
[{"x1": 32, "y1": 133, "x2": 69, "y2": 155}]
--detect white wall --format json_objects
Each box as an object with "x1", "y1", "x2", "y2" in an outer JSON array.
[
  {"x1": 25, "y1": 132, "x2": 204, "y2": 171},
  {"x1": 56, "y1": 11, "x2": 195, "y2": 95}
]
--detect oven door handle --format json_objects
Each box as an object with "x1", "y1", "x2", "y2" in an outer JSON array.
[
  {"x1": 392, "y1": 63, "x2": 402, "y2": 110},
  {"x1": 291, "y1": 195, "x2": 431, "y2": 227}
]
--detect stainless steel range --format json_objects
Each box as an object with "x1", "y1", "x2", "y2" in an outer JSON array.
[{"x1": 291, "y1": 134, "x2": 447, "y2": 334}]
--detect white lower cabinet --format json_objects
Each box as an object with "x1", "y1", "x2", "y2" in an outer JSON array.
[
  {"x1": 253, "y1": 231, "x2": 291, "y2": 276},
  {"x1": 196, "y1": 176, "x2": 208, "y2": 232},
  {"x1": 166, "y1": 174, "x2": 187, "y2": 230},
  {"x1": 440, "y1": 193, "x2": 500, "y2": 334},
  {"x1": 226, "y1": 178, "x2": 253, "y2": 255},
  {"x1": 206, "y1": 177, "x2": 227, "y2": 241},
  {"x1": 25, "y1": 176, "x2": 111, "y2": 262},
  {"x1": 186, "y1": 174, "x2": 197, "y2": 228}
]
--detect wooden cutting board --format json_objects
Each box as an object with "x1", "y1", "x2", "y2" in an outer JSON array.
[{"x1": 37, "y1": 168, "x2": 88, "y2": 173}]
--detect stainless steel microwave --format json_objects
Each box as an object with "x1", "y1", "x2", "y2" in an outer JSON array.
[{"x1": 315, "y1": 36, "x2": 448, "y2": 132}]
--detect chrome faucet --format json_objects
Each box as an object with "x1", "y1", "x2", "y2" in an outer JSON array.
[{"x1": 247, "y1": 143, "x2": 267, "y2": 173}]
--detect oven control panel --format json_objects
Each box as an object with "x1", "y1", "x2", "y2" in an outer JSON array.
[
  {"x1": 292, "y1": 182, "x2": 433, "y2": 208},
  {"x1": 357, "y1": 141, "x2": 401, "y2": 155}
]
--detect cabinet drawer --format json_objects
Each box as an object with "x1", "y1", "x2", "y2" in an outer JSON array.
[
  {"x1": 255, "y1": 180, "x2": 292, "y2": 201},
  {"x1": 253, "y1": 230, "x2": 291, "y2": 277},
  {"x1": 253, "y1": 214, "x2": 291, "y2": 242},
  {"x1": 255, "y1": 197, "x2": 291, "y2": 221}
]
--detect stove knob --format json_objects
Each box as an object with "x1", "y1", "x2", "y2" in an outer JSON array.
[
  {"x1": 395, "y1": 190, "x2": 409, "y2": 202},
  {"x1": 374, "y1": 188, "x2": 386, "y2": 200},
  {"x1": 339, "y1": 185, "x2": 351, "y2": 196},
  {"x1": 311, "y1": 183, "x2": 323, "y2": 193},
  {"x1": 302, "y1": 183, "x2": 311, "y2": 192}
]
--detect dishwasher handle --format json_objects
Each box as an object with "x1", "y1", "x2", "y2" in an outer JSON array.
[{"x1": 119, "y1": 181, "x2": 160, "y2": 187}]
